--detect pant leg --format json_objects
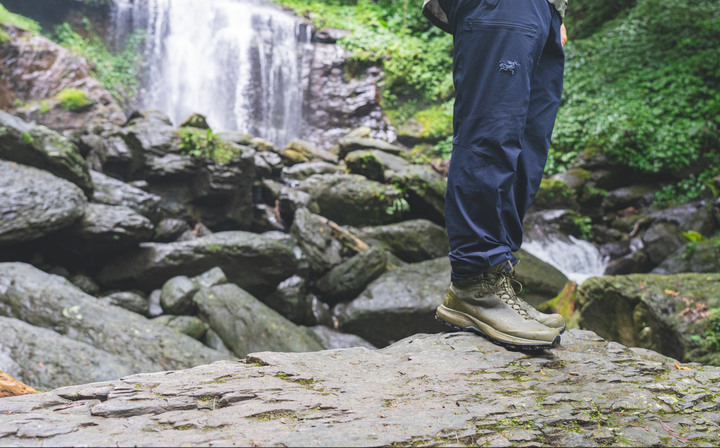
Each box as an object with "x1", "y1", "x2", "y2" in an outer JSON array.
[
  {"x1": 445, "y1": 0, "x2": 559, "y2": 280},
  {"x1": 511, "y1": 7, "x2": 565, "y2": 245}
]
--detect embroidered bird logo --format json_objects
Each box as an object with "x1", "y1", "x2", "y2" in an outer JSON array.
[{"x1": 499, "y1": 60, "x2": 520, "y2": 75}]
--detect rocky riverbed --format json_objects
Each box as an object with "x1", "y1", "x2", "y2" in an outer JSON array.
[{"x1": 2, "y1": 330, "x2": 719, "y2": 447}]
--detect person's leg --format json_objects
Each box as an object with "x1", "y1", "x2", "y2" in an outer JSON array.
[
  {"x1": 508, "y1": 5, "x2": 565, "y2": 250},
  {"x1": 445, "y1": 0, "x2": 554, "y2": 280}
]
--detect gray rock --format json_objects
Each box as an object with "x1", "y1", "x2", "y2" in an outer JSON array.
[
  {"x1": 201, "y1": 328, "x2": 234, "y2": 356},
  {"x1": 262, "y1": 275, "x2": 314, "y2": 325},
  {"x1": 296, "y1": 173, "x2": 406, "y2": 226},
  {"x1": 89, "y1": 170, "x2": 162, "y2": 219},
  {"x1": 290, "y1": 208, "x2": 350, "y2": 275},
  {"x1": 68, "y1": 274, "x2": 101, "y2": 296},
  {"x1": 601, "y1": 184, "x2": 657, "y2": 211},
  {"x1": 337, "y1": 136, "x2": 407, "y2": 159},
  {"x1": 281, "y1": 161, "x2": 344, "y2": 182},
  {"x1": 193, "y1": 283, "x2": 325, "y2": 357},
  {"x1": 3, "y1": 330, "x2": 718, "y2": 447},
  {"x1": 147, "y1": 290, "x2": 164, "y2": 317},
  {"x1": 98, "y1": 231, "x2": 298, "y2": 296},
  {"x1": 160, "y1": 276, "x2": 199, "y2": 315},
  {"x1": 514, "y1": 249, "x2": 570, "y2": 306},
  {"x1": 357, "y1": 219, "x2": 449, "y2": 263},
  {"x1": 284, "y1": 139, "x2": 339, "y2": 164},
  {"x1": 310, "y1": 325, "x2": 377, "y2": 350},
  {"x1": 641, "y1": 221, "x2": 687, "y2": 266},
  {"x1": 315, "y1": 246, "x2": 389, "y2": 304},
  {"x1": 0, "y1": 111, "x2": 92, "y2": 194},
  {"x1": 191, "y1": 267, "x2": 228, "y2": 289},
  {"x1": 61, "y1": 203, "x2": 154, "y2": 253},
  {"x1": 577, "y1": 273, "x2": 720, "y2": 366},
  {"x1": 0, "y1": 316, "x2": 134, "y2": 391},
  {"x1": 101, "y1": 291, "x2": 149, "y2": 316},
  {"x1": 0, "y1": 161, "x2": 87, "y2": 245},
  {"x1": 652, "y1": 239, "x2": 720, "y2": 274},
  {"x1": 153, "y1": 218, "x2": 190, "y2": 242},
  {"x1": 345, "y1": 150, "x2": 447, "y2": 225},
  {"x1": 335, "y1": 257, "x2": 450, "y2": 346},
  {"x1": 151, "y1": 315, "x2": 209, "y2": 340},
  {"x1": 0, "y1": 262, "x2": 228, "y2": 373}
]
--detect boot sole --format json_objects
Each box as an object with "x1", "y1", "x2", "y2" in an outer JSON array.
[{"x1": 435, "y1": 305, "x2": 560, "y2": 351}]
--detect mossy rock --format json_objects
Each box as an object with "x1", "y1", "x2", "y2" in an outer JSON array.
[{"x1": 577, "y1": 273, "x2": 720, "y2": 366}]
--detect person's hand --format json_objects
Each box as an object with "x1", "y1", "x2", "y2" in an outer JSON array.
[{"x1": 560, "y1": 23, "x2": 567, "y2": 46}]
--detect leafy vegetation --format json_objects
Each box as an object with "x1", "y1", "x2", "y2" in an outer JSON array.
[
  {"x1": 56, "y1": 88, "x2": 90, "y2": 111},
  {"x1": 179, "y1": 128, "x2": 245, "y2": 164},
  {"x1": 54, "y1": 20, "x2": 144, "y2": 108},
  {"x1": 549, "y1": 0, "x2": 720, "y2": 198},
  {"x1": 0, "y1": 3, "x2": 41, "y2": 34},
  {"x1": 274, "y1": 0, "x2": 453, "y2": 156}
]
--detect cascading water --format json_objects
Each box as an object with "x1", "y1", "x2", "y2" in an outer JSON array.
[
  {"x1": 110, "y1": 0, "x2": 312, "y2": 147},
  {"x1": 522, "y1": 236, "x2": 609, "y2": 285}
]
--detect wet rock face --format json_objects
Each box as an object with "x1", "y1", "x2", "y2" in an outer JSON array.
[
  {"x1": 301, "y1": 39, "x2": 395, "y2": 148},
  {"x1": 0, "y1": 161, "x2": 86, "y2": 245},
  {"x1": 2, "y1": 330, "x2": 720, "y2": 447},
  {"x1": 0, "y1": 24, "x2": 125, "y2": 131}
]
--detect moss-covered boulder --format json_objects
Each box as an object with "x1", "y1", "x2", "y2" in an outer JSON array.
[
  {"x1": 355, "y1": 219, "x2": 449, "y2": 263},
  {"x1": 296, "y1": 173, "x2": 407, "y2": 226},
  {"x1": 577, "y1": 273, "x2": 720, "y2": 366},
  {"x1": 345, "y1": 149, "x2": 447, "y2": 225},
  {"x1": 0, "y1": 111, "x2": 92, "y2": 194}
]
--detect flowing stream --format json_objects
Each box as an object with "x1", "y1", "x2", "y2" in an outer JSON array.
[
  {"x1": 111, "y1": 0, "x2": 312, "y2": 146},
  {"x1": 522, "y1": 235, "x2": 609, "y2": 285}
]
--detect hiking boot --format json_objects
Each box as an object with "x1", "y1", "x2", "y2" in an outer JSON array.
[
  {"x1": 503, "y1": 262, "x2": 566, "y2": 332},
  {"x1": 436, "y1": 261, "x2": 562, "y2": 350}
]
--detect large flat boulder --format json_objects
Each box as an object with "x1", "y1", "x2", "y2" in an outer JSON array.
[
  {"x1": 0, "y1": 263, "x2": 229, "y2": 375},
  {"x1": 1, "y1": 330, "x2": 719, "y2": 447},
  {"x1": 98, "y1": 231, "x2": 298, "y2": 295}
]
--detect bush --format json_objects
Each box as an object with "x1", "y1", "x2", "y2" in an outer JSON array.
[
  {"x1": 550, "y1": 0, "x2": 720, "y2": 189},
  {"x1": 54, "y1": 21, "x2": 144, "y2": 108},
  {"x1": 0, "y1": 4, "x2": 41, "y2": 33},
  {"x1": 56, "y1": 88, "x2": 90, "y2": 111}
]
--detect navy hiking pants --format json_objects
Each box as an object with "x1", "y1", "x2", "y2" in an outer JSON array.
[{"x1": 442, "y1": 0, "x2": 565, "y2": 280}]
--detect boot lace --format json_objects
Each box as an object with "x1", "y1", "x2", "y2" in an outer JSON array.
[{"x1": 472, "y1": 268, "x2": 530, "y2": 319}]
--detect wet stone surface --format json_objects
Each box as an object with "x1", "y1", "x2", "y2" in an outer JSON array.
[{"x1": 1, "y1": 330, "x2": 719, "y2": 447}]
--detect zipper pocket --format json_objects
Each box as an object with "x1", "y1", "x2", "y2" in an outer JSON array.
[{"x1": 465, "y1": 20, "x2": 537, "y2": 34}]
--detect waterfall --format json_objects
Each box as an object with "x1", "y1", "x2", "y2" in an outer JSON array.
[
  {"x1": 110, "y1": 0, "x2": 312, "y2": 147},
  {"x1": 522, "y1": 235, "x2": 609, "y2": 285}
]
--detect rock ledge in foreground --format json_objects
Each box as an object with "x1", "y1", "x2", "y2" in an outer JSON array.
[{"x1": 1, "y1": 330, "x2": 719, "y2": 447}]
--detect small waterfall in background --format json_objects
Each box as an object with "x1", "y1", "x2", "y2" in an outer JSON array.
[
  {"x1": 522, "y1": 235, "x2": 609, "y2": 285},
  {"x1": 110, "y1": 0, "x2": 312, "y2": 147}
]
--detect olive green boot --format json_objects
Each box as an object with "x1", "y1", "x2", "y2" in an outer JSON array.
[{"x1": 435, "y1": 262, "x2": 562, "y2": 350}]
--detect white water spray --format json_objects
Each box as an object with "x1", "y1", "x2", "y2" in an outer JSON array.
[
  {"x1": 522, "y1": 235, "x2": 609, "y2": 285},
  {"x1": 111, "y1": 0, "x2": 312, "y2": 146}
]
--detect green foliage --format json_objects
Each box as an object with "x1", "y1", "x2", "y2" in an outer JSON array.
[
  {"x1": 179, "y1": 128, "x2": 243, "y2": 164},
  {"x1": 564, "y1": 0, "x2": 637, "y2": 39},
  {"x1": 551, "y1": 0, "x2": 720, "y2": 182},
  {"x1": 0, "y1": 4, "x2": 41, "y2": 33},
  {"x1": 274, "y1": 0, "x2": 453, "y2": 119},
  {"x1": 56, "y1": 88, "x2": 90, "y2": 111},
  {"x1": 54, "y1": 20, "x2": 144, "y2": 108}
]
